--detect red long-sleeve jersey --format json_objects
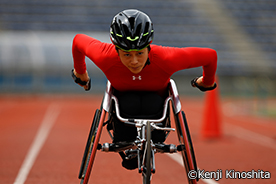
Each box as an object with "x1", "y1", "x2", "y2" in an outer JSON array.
[{"x1": 72, "y1": 34, "x2": 217, "y2": 93}]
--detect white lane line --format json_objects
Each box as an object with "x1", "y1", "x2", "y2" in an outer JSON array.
[
  {"x1": 166, "y1": 153, "x2": 219, "y2": 184},
  {"x1": 228, "y1": 124, "x2": 276, "y2": 151},
  {"x1": 14, "y1": 103, "x2": 60, "y2": 184},
  {"x1": 188, "y1": 110, "x2": 276, "y2": 150}
]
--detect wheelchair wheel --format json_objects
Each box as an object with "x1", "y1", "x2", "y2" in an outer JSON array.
[
  {"x1": 78, "y1": 109, "x2": 101, "y2": 179},
  {"x1": 181, "y1": 111, "x2": 198, "y2": 177},
  {"x1": 143, "y1": 121, "x2": 152, "y2": 184},
  {"x1": 174, "y1": 111, "x2": 198, "y2": 184},
  {"x1": 79, "y1": 109, "x2": 106, "y2": 184}
]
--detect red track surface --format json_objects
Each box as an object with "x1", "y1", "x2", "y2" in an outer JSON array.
[{"x1": 0, "y1": 94, "x2": 275, "y2": 184}]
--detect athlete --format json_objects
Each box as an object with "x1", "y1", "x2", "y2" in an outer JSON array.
[{"x1": 72, "y1": 9, "x2": 217, "y2": 169}]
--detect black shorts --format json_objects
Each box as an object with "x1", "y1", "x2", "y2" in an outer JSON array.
[{"x1": 112, "y1": 91, "x2": 169, "y2": 143}]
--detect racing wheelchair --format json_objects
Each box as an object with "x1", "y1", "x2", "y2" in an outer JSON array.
[{"x1": 78, "y1": 79, "x2": 198, "y2": 184}]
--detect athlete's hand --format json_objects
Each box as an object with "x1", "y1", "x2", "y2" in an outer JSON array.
[
  {"x1": 191, "y1": 76, "x2": 217, "y2": 92},
  {"x1": 71, "y1": 69, "x2": 91, "y2": 91}
]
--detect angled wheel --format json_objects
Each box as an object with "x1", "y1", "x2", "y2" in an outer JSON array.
[
  {"x1": 79, "y1": 109, "x2": 107, "y2": 184},
  {"x1": 174, "y1": 111, "x2": 198, "y2": 184},
  {"x1": 78, "y1": 109, "x2": 101, "y2": 180},
  {"x1": 181, "y1": 111, "x2": 198, "y2": 177},
  {"x1": 143, "y1": 121, "x2": 152, "y2": 184}
]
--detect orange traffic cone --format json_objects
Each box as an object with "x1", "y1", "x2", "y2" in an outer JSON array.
[{"x1": 201, "y1": 79, "x2": 222, "y2": 139}]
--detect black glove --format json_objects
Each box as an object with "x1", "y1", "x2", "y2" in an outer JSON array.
[
  {"x1": 71, "y1": 69, "x2": 91, "y2": 91},
  {"x1": 191, "y1": 77, "x2": 217, "y2": 92}
]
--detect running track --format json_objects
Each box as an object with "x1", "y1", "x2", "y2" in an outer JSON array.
[{"x1": 0, "y1": 95, "x2": 275, "y2": 184}]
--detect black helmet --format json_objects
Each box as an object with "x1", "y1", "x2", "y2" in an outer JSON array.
[{"x1": 110, "y1": 9, "x2": 154, "y2": 51}]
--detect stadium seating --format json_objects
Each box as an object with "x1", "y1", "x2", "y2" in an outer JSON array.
[{"x1": 0, "y1": 0, "x2": 275, "y2": 93}]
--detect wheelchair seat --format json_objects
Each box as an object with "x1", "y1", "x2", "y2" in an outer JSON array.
[{"x1": 104, "y1": 84, "x2": 176, "y2": 144}]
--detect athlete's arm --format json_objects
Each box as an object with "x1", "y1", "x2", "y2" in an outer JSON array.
[
  {"x1": 152, "y1": 46, "x2": 217, "y2": 87},
  {"x1": 72, "y1": 34, "x2": 95, "y2": 75},
  {"x1": 72, "y1": 34, "x2": 116, "y2": 72},
  {"x1": 71, "y1": 34, "x2": 113, "y2": 90}
]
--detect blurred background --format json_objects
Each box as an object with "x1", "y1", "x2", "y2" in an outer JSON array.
[
  {"x1": 0, "y1": 0, "x2": 275, "y2": 97},
  {"x1": 1, "y1": 1, "x2": 275, "y2": 183}
]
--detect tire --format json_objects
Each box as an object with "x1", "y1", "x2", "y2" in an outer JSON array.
[
  {"x1": 143, "y1": 121, "x2": 152, "y2": 184},
  {"x1": 78, "y1": 109, "x2": 101, "y2": 182},
  {"x1": 181, "y1": 111, "x2": 198, "y2": 179},
  {"x1": 175, "y1": 111, "x2": 198, "y2": 184}
]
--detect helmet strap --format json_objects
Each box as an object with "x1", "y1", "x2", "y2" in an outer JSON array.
[{"x1": 143, "y1": 58, "x2": 151, "y2": 69}]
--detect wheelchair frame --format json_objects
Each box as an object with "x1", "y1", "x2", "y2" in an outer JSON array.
[{"x1": 78, "y1": 79, "x2": 198, "y2": 184}]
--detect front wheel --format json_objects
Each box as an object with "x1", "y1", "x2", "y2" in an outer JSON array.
[{"x1": 143, "y1": 121, "x2": 152, "y2": 184}]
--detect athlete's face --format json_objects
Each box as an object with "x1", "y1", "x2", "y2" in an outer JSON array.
[{"x1": 118, "y1": 48, "x2": 149, "y2": 74}]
